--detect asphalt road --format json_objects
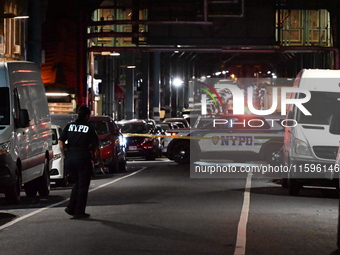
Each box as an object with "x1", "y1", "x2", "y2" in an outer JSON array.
[{"x1": 0, "y1": 158, "x2": 339, "y2": 255}]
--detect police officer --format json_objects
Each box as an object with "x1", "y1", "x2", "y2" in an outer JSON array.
[{"x1": 59, "y1": 105, "x2": 104, "y2": 219}]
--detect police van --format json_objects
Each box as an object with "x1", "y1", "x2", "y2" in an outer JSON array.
[
  {"x1": 165, "y1": 114, "x2": 284, "y2": 164},
  {"x1": 0, "y1": 61, "x2": 53, "y2": 204},
  {"x1": 284, "y1": 69, "x2": 340, "y2": 195}
]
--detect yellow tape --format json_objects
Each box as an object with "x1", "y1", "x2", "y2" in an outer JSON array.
[{"x1": 123, "y1": 133, "x2": 283, "y2": 143}]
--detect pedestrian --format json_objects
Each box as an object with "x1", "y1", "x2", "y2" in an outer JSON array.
[{"x1": 58, "y1": 105, "x2": 104, "y2": 219}]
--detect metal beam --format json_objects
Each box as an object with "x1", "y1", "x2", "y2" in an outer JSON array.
[
  {"x1": 88, "y1": 20, "x2": 213, "y2": 26},
  {"x1": 87, "y1": 31, "x2": 147, "y2": 38}
]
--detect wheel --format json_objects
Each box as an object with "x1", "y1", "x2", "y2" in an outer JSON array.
[
  {"x1": 118, "y1": 158, "x2": 127, "y2": 172},
  {"x1": 109, "y1": 159, "x2": 119, "y2": 173},
  {"x1": 265, "y1": 144, "x2": 283, "y2": 166},
  {"x1": 173, "y1": 140, "x2": 190, "y2": 164},
  {"x1": 36, "y1": 159, "x2": 50, "y2": 197},
  {"x1": 288, "y1": 179, "x2": 301, "y2": 196},
  {"x1": 109, "y1": 150, "x2": 120, "y2": 173},
  {"x1": 5, "y1": 168, "x2": 22, "y2": 204}
]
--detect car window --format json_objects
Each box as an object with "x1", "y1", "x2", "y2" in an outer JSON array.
[
  {"x1": 112, "y1": 121, "x2": 119, "y2": 129},
  {"x1": 119, "y1": 123, "x2": 149, "y2": 133},
  {"x1": 51, "y1": 129, "x2": 58, "y2": 145},
  {"x1": 89, "y1": 121, "x2": 109, "y2": 135}
]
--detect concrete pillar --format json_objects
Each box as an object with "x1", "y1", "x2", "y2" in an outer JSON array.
[
  {"x1": 125, "y1": 52, "x2": 134, "y2": 119},
  {"x1": 27, "y1": 0, "x2": 41, "y2": 66},
  {"x1": 153, "y1": 52, "x2": 161, "y2": 122},
  {"x1": 138, "y1": 52, "x2": 149, "y2": 119}
]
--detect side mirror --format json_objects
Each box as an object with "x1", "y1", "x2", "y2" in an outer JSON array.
[
  {"x1": 19, "y1": 109, "x2": 30, "y2": 128},
  {"x1": 329, "y1": 113, "x2": 340, "y2": 135}
]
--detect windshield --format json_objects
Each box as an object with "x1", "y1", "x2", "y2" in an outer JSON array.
[
  {"x1": 0, "y1": 87, "x2": 10, "y2": 125},
  {"x1": 118, "y1": 123, "x2": 150, "y2": 133},
  {"x1": 296, "y1": 91, "x2": 340, "y2": 124}
]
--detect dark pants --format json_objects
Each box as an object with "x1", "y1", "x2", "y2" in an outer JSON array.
[{"x1": 65, "y1": 156, "x2": 92, "y2": 215}]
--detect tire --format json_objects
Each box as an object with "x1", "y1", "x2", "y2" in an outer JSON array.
[
  {"x1": 265, "y1": 144, "x2": 283, "y2": 166},
  {"x1": 173, "y1": 140, "x2": 190, "y2": 164},
  {"x1": 5, "y1": 168, "x2": 22, "y2": 205},
  {"x1": 288, "y1": 179, "x2": 301, "y2": 196},
  {"x1": 36, "y1": 159, "x2": 51, "y2": 197},
  {"x1": 118, "y1": 158, "x2": 127, "y2": 172},
  {"x1": 109, "y1": 158, "x2": 119, "y2": 173}
]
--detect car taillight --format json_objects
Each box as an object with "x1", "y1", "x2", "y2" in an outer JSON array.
[{"x1": 144, "y1": 137, "x2": 153, "y2": 142}]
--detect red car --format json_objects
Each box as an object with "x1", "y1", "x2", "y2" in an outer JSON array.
[{"x1": 89, "y1": 116, "x2": 127, "y2": 173}]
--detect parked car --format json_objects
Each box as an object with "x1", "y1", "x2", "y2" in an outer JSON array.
[
  {"x1": 117, "y1": 119, "x2": 160, "y2": 160},
  {"x1": 157, "y1": 123, "x2": 172, "y2": 134},
  {"x1": 89, "y1": 116, "x2": 127, "y2": 173},
  {"x1": 164, "y1": 114, "x2": 284, "y2": 165},
  {"x1": 163, "y1": 117, "x2": 190, "y2": 128},
  {"x1": 51, "y1": 125, "x2": 67, "y2": 186}
]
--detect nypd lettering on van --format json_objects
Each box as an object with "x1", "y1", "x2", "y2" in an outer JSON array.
[{"x1": 211, "y1": 135, "x2": 253, "y2": 146}]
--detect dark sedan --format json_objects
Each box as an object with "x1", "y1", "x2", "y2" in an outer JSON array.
[{"x1": 117, "y1": 119, "x2": 159, "y2": 160}]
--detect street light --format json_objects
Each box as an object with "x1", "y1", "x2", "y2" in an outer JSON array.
[
  {"x1": 173, "y1": 77, "x2": 183, "y2": 87},
  {"x1": 172, "y1": 77, "x2": 183, "y2": 116}
]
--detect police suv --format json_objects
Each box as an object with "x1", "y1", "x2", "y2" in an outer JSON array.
[{"x1": 164, "y1": 114, "x2": 284, "y2": 164}]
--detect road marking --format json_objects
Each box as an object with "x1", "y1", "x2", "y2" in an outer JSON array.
[
  {"x1": 0, "y1": 168, "x2": 146, "y2": 231},
  {"x1": 234, "y1": 172, "x2": 252, "y2": 255},
  {"x1": 89, "y1": 168, "x2": 145, "y2": 192}
]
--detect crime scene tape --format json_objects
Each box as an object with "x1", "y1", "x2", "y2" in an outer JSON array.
[{"x1": 122, "y1": 133, "x2": 284, "y2": 143}]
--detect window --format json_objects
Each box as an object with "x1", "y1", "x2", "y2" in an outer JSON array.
[
  {"x1": 277, "y1": 9, "x2": 331, "y2": 46},
  {"x1": 0, "y1": 88, "x2": 10, "y2": 125}
]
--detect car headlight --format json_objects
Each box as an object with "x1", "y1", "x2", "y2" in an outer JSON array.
[
  {"x1": 0, "y1": 141, "x2": 10, "y2": 155},
  {"x1": 99, "y1": 139, "x2": 112, "y2": 148},
  {"x1": 294, "y1": 139, "x2": 312, "y2": 156},
  {"x1": 53, "y1": 153, "x2": 62, "y2": 160},
  {"x1": 119, "y1": 136, "x2": 126, "y2": 146}
]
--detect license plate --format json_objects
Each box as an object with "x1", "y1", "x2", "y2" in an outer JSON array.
[{"x1": 128, "y1": 146, "x2": 137, "y2": 151}]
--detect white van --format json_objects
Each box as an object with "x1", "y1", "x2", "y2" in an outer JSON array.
[
  {"x1": 283, "y1": 69, "x2": 340, "y2": 196},
  {"x1": 0, "y1": 61, "x2": 53, "y2": 204}
]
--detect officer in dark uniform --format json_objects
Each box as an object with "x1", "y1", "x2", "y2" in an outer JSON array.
[{"x1": 59, "y1": 105, "x2": 104, "y2": 219}]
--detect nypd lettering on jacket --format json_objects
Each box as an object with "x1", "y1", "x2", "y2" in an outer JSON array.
[
  {"x1": 212, "y1": 136, "x2": 253, "y2": 146},
  {"x1": 68, "y1": 124, "x2": 89, "y2": 133}
]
